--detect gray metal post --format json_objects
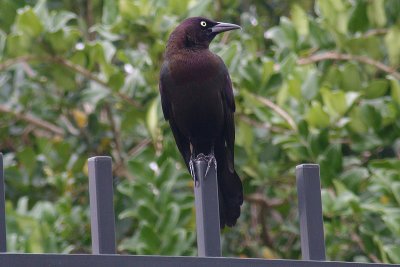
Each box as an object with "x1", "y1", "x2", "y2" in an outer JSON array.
[
  {"x1": 88, "y1": 156, "x2": 116, "y2": 254},
  {"x1": 194, "y1": 159, "x2": 221, "y2": 257},
  {"x1": 0, "y1": 153, "x2": 6, "y2": 252},
  {"x1": 296, "y1": 164, "x2": 326, "y2": 260}
]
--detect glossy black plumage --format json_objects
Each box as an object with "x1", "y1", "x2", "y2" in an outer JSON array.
[{"x1": 159, "y1": 17, "x2": 243, "y2": 228}]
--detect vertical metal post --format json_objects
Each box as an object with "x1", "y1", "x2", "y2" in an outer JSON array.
[
  {"x1": 296, "y1": 164, "x2": 326, "y2": 261},
  {"x1": 194, "y1": 159, "x2": 221, "y2": 257},
  {"x1": 88, "y1": 156, "x2": 116, "y2": 254},
  {"x1": 0, "y1": 153, "x2": 6, "y2": 252}
]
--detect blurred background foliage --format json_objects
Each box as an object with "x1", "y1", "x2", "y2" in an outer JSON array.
[{"x1": 0, "y1": 0, "x2": 400, "y2": 263}]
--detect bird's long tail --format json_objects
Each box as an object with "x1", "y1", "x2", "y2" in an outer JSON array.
[{"x1": 215, "y1": 142, "x2": 243, "y2": 228}]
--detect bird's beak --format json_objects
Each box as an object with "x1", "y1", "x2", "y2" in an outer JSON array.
[{"x1": 211, "y1": 22, "x2": 241, "y2": 34}]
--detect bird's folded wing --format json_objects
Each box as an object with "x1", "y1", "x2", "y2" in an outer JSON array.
[
  {"x1": 159, "y1": 62, "x2": 191, "y2": 169},
  {"x1": 221, "y1": 68, "x2": 236, "y2": 172}
]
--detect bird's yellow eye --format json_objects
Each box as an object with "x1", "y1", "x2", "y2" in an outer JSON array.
[{"x1": 200, "y1": 21, "x2": 207, "y2": 27}]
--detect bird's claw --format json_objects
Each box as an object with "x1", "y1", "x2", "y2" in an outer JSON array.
[
  {"x1": 204, "y1": 154, "x2": 217, "y2": 178},
  {"x1": 193, "y1": 153, "x2": 217, "y2": 179},
  {"x1": 189, "y1": 152, "x2": 217, "y2": 187}
]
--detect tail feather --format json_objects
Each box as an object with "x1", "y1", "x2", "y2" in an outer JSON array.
[{"x1": 216, "y1": 143, "x2": 243, "y2": 228}]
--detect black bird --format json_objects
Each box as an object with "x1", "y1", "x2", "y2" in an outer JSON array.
[{"x1": 159, "y1": 17, "x2": 243, "y2": 228}]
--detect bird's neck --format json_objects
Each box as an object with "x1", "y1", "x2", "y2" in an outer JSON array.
[
  {"x1": 166, "y1": 32, "x2": 209, "y2": 57},
  {"x1": 164, "y1": 50, "x2": 223, "y2": 85}
]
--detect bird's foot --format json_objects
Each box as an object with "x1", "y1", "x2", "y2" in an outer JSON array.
[
  {"x1": 189, "y1": 152, "x2": 217, "y2": 186},
  {"x1": 193, "y1": 153, "x2": 217, "y2": 179}
]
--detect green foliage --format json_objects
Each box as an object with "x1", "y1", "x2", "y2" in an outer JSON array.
[{"x1": 0, "y1": 0, "x2": 400, "y2": 263}]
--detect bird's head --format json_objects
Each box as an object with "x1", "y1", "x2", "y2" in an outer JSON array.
[{"x1": 167, "y1": 17, "x2": 241, "y2": 51}]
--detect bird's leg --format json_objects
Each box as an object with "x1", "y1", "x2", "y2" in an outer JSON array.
[
  {"x1": 189, "y1": 153, "x2": 198, "y2": 186},
  {"x1": 204, "y1": 145, "x2": 217, "y2": 178}
]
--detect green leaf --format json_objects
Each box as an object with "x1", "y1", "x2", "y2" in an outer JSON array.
[
  {"x1": 291, "y1": 4, "x2": 309, "y2": 36},
  {"x1": 146, "y1": 98, "x2": 159, "y2": 141},
  {"x1": 279, "y1": 53, "x2": 297, "y2": 78},
  {"x1": 340, "y1": 167, "x2": 369, "y2": 192},
  {"x1": 81, "y1": 83, "x2": 110, "y2": 107},
  {"x1": 309, "y1": 20, "x2": 333, "y2": 48},
  {"x1": 265, "y1": 18, "x2": 297, "y2": 51},
  {"x1": 45, "y1": 28, "x2": 80, "y2": 53},
  {"x1": 306, "y1": 101, "x2": 330, "y2": 128},
  {"x1": 382, "y1": 209, "x2": 400, "y2": 235},
  {"x1": 188, "y1": 0, "x2": 211, "y2": 17},
  {"x1": 90, "y1": 25, "x2": 122, "y2": 41},
  {"x1": 309, "y1": 129, "x2": 329, "y2": 156},
  {"x1": 321, "y1": 88, "x2": 347, "y2": 117},
  {"x1": 321, "y1": 144, "x2": 343, "y2": 180},
  {"x1": 389, "y1": 76, "x2": 400, "y2": 104},
  {"x1": 348, "y1": 106, "x2": 368, "y2": 133},
  {"x1": 360, "y1": 104, "x2": 382, "y2": 131},
  {"x1": 139, "y1": 223, "x2": 160, "y2": 252},
  {"x1": 236, "y1": 121, "x2": 254, "y2": 154},
  {"x1": 15, "y1": 7, "x2": 44, "y2": 37},
  {"x1": 364, "y1": 79, "x2": 389, "y2": 99},
  {"x1": 287, "y1": 76, "x2": 302, "y2": 98},
  {"x1": 392, "y1": 182, "x2": 400, "y2": 206},
  {"x1": 102, "y1": 0, "x2": 119, "y2": 25},
  {"x1": 118, "y1": 0, "x2": 141, "y2": 20},
  {"x1": 385, "y1": 26, "x2": 400, "y2": 66},
  {"x1": 348, "y1": 0, "x2": 369, "y2": 33},
  {"x1": 33, "y1": 0, "x2": 50, "y2": 29},
  {"x1": 108, "y1": 71, "x2": 125, "y2": 91},
  {"x1": 301, "y1": 69, "x2": 319, "y2": 100},
  {"x1": 340, "y1": 63, "x2": 361, "y2": 91},
  {"x1": 50, "y1": 11, "x2": 77, "y2": 32},
  {"x1": 367, "y1": 0, "x2": 386, "y2": 27},
  {"x1": 0, "y1": 30, "x2": 5, "y2": 59},
  {"x1": 17, "y1": 147, "x2": 37, "y2": 174},
  {"x1": 346, "y1": 36, "x2": 382, "y2": 60},
  {"x1": 384, "y1": 245, "x2": 400, "y2": 263},
  {"x1": 6, "y1": 33, "x2": 31, "y2": 57},
  {"x1": 317, "y1": 0, "x2": 348, "y2": 34}
]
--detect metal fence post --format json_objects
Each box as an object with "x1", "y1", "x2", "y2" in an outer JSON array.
[
  {"x1": 0, "y1": 153, "x2": 6, "y2": 252},
  {"x1": 88, "y1": 156, "x2": 116, "y2": 254},
  {"x1": 296, "y1": 164, "x2": 326, "y2": 260},
  {"x1": 194, "y1": 159, "x2": 221, "y2": 257}
]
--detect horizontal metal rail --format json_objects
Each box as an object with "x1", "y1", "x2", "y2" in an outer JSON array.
[{"x1": 0, "y1": 254, "x2": 398, "y2": 267}]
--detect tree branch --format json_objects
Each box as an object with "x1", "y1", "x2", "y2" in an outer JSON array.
[
  {"x1": 105, "y1": 103, "x2": 123, "y2": 165},
  {"x1": 245, "y1": 193, "x2": 284, "y2": 208},
  {"x1": 113, "y1": 138, "x2": 151, "y2": 179},
  {"x1": 363, "y1": 28, "x2": 388, "y2": 38},
  {"x1": 351, "y1": 232, "x2": 380, "y2": 263},
  {"x1": 0, "y1": 55, "x2": 45, "y2": 71},
  {"x1": 238, "y1": 114, "x2": 286, "y2": 133},
  {"x1": 253, "y1": 95, "x2": 298, "y2": 131},
  {"x1": 0, "y1": 104, "x2": 64, "y2": 136},
  {"x1": 298, "y1": 51, "x2": 400, "y2": 80},
  {"x1": 0, "y1": 55, "x2": 142, "y2": 108}
]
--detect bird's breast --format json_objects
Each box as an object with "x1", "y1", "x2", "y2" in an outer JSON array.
[{"x1": 167, "y1": 52, "x2": 226, "y2": 141}]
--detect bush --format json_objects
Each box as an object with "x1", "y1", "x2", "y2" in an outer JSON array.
[{"x1": 0, "y1": 0, "x2": 399, "y2": 263}]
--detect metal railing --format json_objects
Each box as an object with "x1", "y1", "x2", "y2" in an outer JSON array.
[{"x1": 0, "y1": 152, "x2": 398, "y2": 267}]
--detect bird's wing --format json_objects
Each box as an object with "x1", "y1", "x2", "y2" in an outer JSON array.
[
  {"x1": 224, "y1": 73, "x2": 236, "y2": 112},
  {"x1": 221, "y1": 65, "x2": 236, "y2": 172},
  {"x1": 159, "y1": 62, "x2": 191, "y2": 169},
  {"x1": 159, "y1": 63, "x2": 170, "y2": 120}
]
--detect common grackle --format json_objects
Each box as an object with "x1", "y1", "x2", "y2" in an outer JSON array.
[{"x1": 159, "y1": 17, "x2": 243, "y2": 228}]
